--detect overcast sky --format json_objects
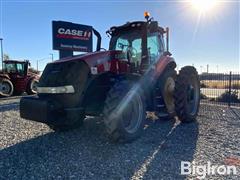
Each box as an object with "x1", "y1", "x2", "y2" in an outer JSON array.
[{"x1": 0, "y1": 0, "x2": 239, "y2": 72}]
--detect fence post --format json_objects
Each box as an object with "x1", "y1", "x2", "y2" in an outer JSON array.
[{"x1": 228, "y1": 71, "x2": 232, "y2": 107}]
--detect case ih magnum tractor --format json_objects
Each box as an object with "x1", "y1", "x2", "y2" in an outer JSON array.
[
  {"x1": 20, "y1": 13, "x2": 200, "y2": 142},
  {"x1": 0, "y1": 60, "x2": 39, "y2": 97}
]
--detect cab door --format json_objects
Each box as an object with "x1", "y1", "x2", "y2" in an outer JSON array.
[
  {"x1": 12, "y1": 63, "x2": 27, "y2": 93},
  {"x1": 147, "y1": 32, "x2": 164, "y2": 64}
]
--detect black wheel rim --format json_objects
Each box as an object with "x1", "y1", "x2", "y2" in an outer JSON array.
[{"x1": 1, "y1": 82, "x2": 11, "y2": 95}]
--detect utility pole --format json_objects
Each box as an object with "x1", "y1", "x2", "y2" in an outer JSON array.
[
  {"x1": 37, "y1": 60, "x2": 38, "y2": 72},
  {"x1": 207, "y1": 64, "x2": 209, "y2": 74},
  {"x1": 49, "y1": 53, "x2": 54, "y2": 62},
  {"x1": 37, "y1": 57, "x2": 51, "y2": 71},
  {"x1": 0, "y1": 38, "x2": 3, "y2": 70},
  {"x1": 200, "y1": 66, "x2": 203, "y2": 74}
]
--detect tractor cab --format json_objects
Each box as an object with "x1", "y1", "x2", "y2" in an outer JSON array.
[
  {"x1": 3, "y1": 60, "x2": 30, "y2": 77},
  {"x1": 0, "y1": 60, "x2": 39, "y2": 97},
  {"x1": 107, "y1": 13, "x2": 170, "y2": 72}
]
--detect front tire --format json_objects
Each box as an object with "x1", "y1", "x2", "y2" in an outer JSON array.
[
  {"x1": 0, "y1": 78, "x2": 14, "y2": 97},
  {"x1": 103, "y1": 80, "x2": 146, "y2": 143},
  {"x1": 174, "y1": 66, "x2": 200, "y2": 122}
]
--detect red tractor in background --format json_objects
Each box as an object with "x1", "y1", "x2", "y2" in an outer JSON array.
[
  {"x1": 20, "y1": 13, "x2": 200, "y2": 143},
  {"x1": 0, "y1": 60, "x2": 39, "y2": 97}
]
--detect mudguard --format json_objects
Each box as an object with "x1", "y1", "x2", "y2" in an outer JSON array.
[
  {"x1": 0, "y1": 74, "x2": 10, "y2": 82},
  {"x1": 154, "y1": 56, "x2": 176, "y2": 78}
]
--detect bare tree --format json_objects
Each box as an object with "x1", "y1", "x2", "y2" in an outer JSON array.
[{"x1": 3, "y1": 54, "x2": 10, "y2": 61}]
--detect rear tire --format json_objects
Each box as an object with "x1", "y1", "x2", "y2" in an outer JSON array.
[
  {"x1": 0, "y1": 78, "x2": 14, "y2": 97},
  {"x1": 174, "y1": 66, "x2": 200, "y2": 122},
  {"x1": 26, "y1": 79, "x2": 39, "y2": 95},
  {"x1": 155, "y1": 69, "x2": 176, "y2": 120},
  {"x1": 103, "y1": 80, "x2": 146, "y2": 143}
]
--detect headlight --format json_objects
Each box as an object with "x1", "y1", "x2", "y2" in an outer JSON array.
[{"x1": 37, "y1": 85, "x2": 75, "y2": 94}]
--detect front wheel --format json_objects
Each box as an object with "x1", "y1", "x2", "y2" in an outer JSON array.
[
  {"x1": 103, "y1": 80, "x2": 146, "y2": 143},
  {"x1": 174, "y1": 66, "x2": 200, "y2": 122},
  {"x1": 0, "y1": 78, "x2": 14, "y2": 97}
]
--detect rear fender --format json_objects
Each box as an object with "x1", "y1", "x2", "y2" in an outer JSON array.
[
  {"x1": 130, "y1": 56, "x2": 177, "y2": 110},
  {"x1": 27, "y1": 73, "x2": 40, "y2": 80},
  {"x1": 154, "y1": 56, "x2": 176, "y2": 79},
  {"x1": 0, "y1": 74, "x2": 10, "y2": 82},
  {"x1": 27, "y1": 75, "x2": 39, "y2": 84}
]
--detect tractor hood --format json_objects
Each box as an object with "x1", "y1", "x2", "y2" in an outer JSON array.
[
  {"x1": 53, "y1": 50, "x2": 126, "y2": 68},
  {"x1": 38, "y1": 50, "x2": 126, "y2": 90}
]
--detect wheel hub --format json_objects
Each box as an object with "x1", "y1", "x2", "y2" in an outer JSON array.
[{"x1": 1, "y1": 82, "x2": 11, "y2": 94}]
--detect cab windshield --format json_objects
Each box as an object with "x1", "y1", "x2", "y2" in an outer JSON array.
[
  {"x1": 4, "y1": 62, "x2": 25, "y2": 74},
  {"x1": 110, "y1": 30, "x2": 142, "y2": 66},
  {"x1": 110, "y1": 30, "x2": 164, "y2": 65}
]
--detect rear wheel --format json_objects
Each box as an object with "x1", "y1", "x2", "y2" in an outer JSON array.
[
  {"x1": 103, "y1": 80, "x2": 146, "y2": 143},
  {"x1": 0, "y1": 78, "x2": 14, "y2": 97},
  {"x1": 155, "y1": 69, "x2": 176, "y2": 120},
  {"x1": 26, "y1": 79, "x2": 39, "y2": 95},
  {"x1": 174, "y1": 66, "x2": 200, "y2": 122}
]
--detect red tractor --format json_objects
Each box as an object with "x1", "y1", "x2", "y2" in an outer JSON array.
[
  {"x1": 0, "y1": 60, "x2": 39, "y2": 97},
  {"x1": 20, "y1": 14, "x2": 200, "y2": 143}
]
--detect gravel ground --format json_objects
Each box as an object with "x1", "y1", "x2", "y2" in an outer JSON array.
[{"x1": 0, "y1": 99, "x2": 240, "y2": 179}]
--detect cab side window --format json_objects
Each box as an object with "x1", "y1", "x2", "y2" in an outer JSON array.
[
  {"x1": 131, "y1": 38, "x2": 142, "y2": 66},
  {"x1": 159, "y1": 34, "x2": 165, "y2": 53},
  {"x1": 147, "y1": 33, "x2": 163, "y2": 63},
  {"x1": 115, "y1": 38, "x2": 129, "y2": 52},
  {"x1": 16, "y1": 63, "x2": 24, "y2": 75}
]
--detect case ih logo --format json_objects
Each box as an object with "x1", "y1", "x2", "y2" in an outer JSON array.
[
  {"x1": 56, "y1": 28, "x2": 92, "y2": 40},
  {"x1": 52, "y1": 21, "x2": 93, "y2": 52}
]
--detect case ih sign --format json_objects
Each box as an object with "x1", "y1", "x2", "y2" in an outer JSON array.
[{"x1": 52, "y1": 21, "x2": 93, "y2": 52}]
